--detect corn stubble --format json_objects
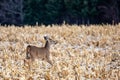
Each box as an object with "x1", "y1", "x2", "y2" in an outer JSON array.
[{"x1": 0, "y1": 24, "x2": 119, "y2": 80}]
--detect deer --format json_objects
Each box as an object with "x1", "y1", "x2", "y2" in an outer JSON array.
[{"x1": 25, "y1": 36, "x2": 56, "y2": 67}]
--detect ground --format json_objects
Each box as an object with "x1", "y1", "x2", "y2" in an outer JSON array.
[{"x1": 0, "y1": 24, "x2": 119, "y2": 80}]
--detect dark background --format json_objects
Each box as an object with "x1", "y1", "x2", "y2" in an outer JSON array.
[{"x1": 0, "y1": 0, "x2": 120, "y2": 26}]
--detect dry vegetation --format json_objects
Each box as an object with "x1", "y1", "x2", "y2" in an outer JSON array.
[{"x1": 0, "y1": 24, "x2": 119, "y2": 80}]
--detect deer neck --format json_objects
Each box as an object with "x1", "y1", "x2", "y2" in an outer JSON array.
[{"x1": 45, "y1": 40, "x2": 50, "y2": 50}]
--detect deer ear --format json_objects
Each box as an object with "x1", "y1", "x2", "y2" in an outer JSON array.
[
  {"x1": 44, "y1": 36, "x2": 47, "y2": 40},
  {"x1": 44, "y1": 36, "x2": 49, "y2": 40}
]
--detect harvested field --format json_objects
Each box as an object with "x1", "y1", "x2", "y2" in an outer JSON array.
[{"x1": 0, "y1": 24, "x2": 119, "y2": 80}]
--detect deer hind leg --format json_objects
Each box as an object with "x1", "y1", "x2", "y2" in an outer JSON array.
[
  {"x1": 24, "y1": 59, "x2": 32, "y2": 70},
  {"x1": 24, "y1": 56, "x2": 35, "y2": 70}
]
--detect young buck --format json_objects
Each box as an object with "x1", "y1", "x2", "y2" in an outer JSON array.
[{"x1": 25, "y1": 36, "x2": 56, "y2": 66}]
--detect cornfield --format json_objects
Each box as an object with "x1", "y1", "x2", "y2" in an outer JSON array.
[{"x1": 0, "y1": 24, "x2": 119, "y2": 80}]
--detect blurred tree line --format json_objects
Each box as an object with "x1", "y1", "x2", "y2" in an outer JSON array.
[
  {"x1": 0, "y1": 0, "x2": 23, "y2": 25},
  {"x1": 0, "y1": 0, "x2": 120, "y2": 26}
]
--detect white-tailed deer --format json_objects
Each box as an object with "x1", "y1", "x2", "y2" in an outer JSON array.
[{"x1": 25, "y1": 36, "x2": 56, "y2": 66}]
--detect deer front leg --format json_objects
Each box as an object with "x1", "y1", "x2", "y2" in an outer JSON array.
[
  {"x1": 45, "y1": 54, "x2": 53, "y2": 65},
  {"x1": 46, "y1": 59, "x2": 52, "y2": 66}
]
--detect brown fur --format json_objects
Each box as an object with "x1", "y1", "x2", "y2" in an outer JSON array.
[{"x1": 26, "y1": 36, "x2": 56, "y2": 66}]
